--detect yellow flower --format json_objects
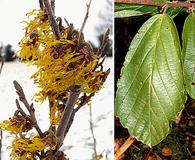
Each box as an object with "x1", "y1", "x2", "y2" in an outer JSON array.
[
  {"x1": 11, "y1": 133, "x2": 58, "y2": 159},
  {"x1": 18, "y1": 9, "x2": 54, "y2": 63},
  {"x1": 0, "y1": 115, "x2": 32, "y2": 134},
  {"x1": 18, "y1": 9, "x2": 108, "y2": 103},
  {"x1": 30, "y1": 39, "x2": 99, "y2": 102}
]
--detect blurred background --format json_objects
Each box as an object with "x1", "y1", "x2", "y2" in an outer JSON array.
[{"x1": 0, "y1": 0, "x2": 113, "y2": 159}]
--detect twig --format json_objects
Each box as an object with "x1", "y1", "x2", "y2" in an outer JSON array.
[
  {"x1": 114, "y1": 0, "x2": 195, "y2": 9},
  {"x1": 0, "y1": 130, "x2": 2, "y2": 160},
  {"x1": 114, "y1": 136, "x2": 135, "y2": 160},
  {"x1": 175, "y1": 110, "x2": 183, "y2": 124},
  {"x1": 185, "y1": 132, "x2": 195, "y2": 138},
  {"x1": 76, "y1": 93, "x2": 95, "y2": 112},
  {"x1": 64, "y1": 18, "x2": 70, "y2": 27},
  {"x1": 95, "y1": 56, "x2": 106, "y2": 71},
  {"x1": 89, "y1": 106, "x2": 98, "y2": 158},
  {"x1": 43, "y1": 0, "x2": 61, "y2": 40},
  {"x1": 63, "y1": 93, "x2": 95, "y2": 138},
  {"x1": 56, "y1": 17, "x2": 64, "y2": 33},
  {"x1": 143, "y1": 148, "x2": 153, "y2": 160},
  {"x1": 51, "y1": 0, "x2": 55, "y2": 14},
  {"x1": 79, "y1": 0, "x2": 92, "y2": 42},
  {"x1": 15, "y1": 99, "x2": 29, "y2": 118},
  {"x1": 55, "y1": 86, "x2": 82, "y2": 151},
  {"x1": 13, "y1": 80, "x2": 44, "y2": 137},
  {"x1": 0, "y1": 59, "x2": 4, "y2": 76},
  {"x1": 96, "y1": 29, "x2": 110, "y2": 57},
  {"x1": 39, "y1": 0, "x2": 44, "y2": 9}
]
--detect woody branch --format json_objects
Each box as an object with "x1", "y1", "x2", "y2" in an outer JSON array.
[{"x1": 115, "y1": 0, "x2": 195, "y2": 9}]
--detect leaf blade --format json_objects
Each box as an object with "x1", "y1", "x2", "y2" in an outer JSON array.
[
  {"x1": 182, "y1": 13, "x2": 195, "y2": 99},
  {"x1": 115, "y1": 14, "x2": 185, "y2": 147}
]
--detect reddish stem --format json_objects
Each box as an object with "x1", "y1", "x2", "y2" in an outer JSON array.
[{"x1": 115, "y1": 0, "x2": 195, "y2": 9}]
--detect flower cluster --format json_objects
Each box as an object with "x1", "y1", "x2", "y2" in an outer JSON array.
[
  {"x1": 11, "y1": 133, "x2": 58, "y2": 160},
  {"x1": 0, "y1": 111, "x2": 58, "y2": 159},
  {"x1": 18, "y1": 9, "x2": 109, "y2": 125},
  {"x1": 0, "y1": 0, "x2": 110, "y2": 158},
  {"x1": 0, "y1": 115, "x2": 32, "y2": 134}
]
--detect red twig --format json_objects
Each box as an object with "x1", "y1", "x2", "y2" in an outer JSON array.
[{"x1": 115, "y1": 0, "x2": 195, "y2": 9}]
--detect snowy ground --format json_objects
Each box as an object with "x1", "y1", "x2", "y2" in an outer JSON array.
[{"x1": 0, "y1": 58, "x2": 114, "y2": 160}]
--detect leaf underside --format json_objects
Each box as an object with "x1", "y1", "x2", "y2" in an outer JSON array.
[
  {"x1": 115, "y1": 14, "x2": 185, "y2": 147},
  {"x1": 182, "y1": 13, "x2": 195, "y2": 99}
]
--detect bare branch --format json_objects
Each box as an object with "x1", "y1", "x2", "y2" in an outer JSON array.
[
  {"x1": 56, "y1": 17, "x2": 64, "y2": 33},
  {"x1": 76, "y1": 93, "x2": 94, "y2": 112},
  {"x1": 95, "y1": 56, "x2": 106, "y2": 71},
  {"x1": 51, "y1": 0, "x2": 55, "y2": 14},
  {"x1": 0, "y1": 130, "x2": 2, "y2": 160},
  {"x1": 55, "y1": 86, "x2": 82, "y2": 151},
  {"x1": 63, "y1": 93, "x2": 95, "y2": 138},
  {"x1": 64, "y1": 18, "x2": 70, "y2": 27},
  {"x1": 39, "y1": 0, "x2": 44, "y2": 10},
  {"x1": 13, "y1": 80, "x2": 44, "y2": 137},
  {"x1": 15, "y1": 99, "x2": 28, "y2": 118},
  {"x1": 43, "y1": 0, "x2": 61, "y2": 40},
  {"x1": 79, "y1": 0, "x2": 92, "y2": 42},
  {"x1": 114, "y1": 0, "x2": 195, "y2": 9},
  {"x1": 0, "y1": 59, "x2": 3, "y2": 76},
  {"x1": 89, "y1": 106, "x2": 98, "y2": 158},
  {"x1": 96, "y1": 29, "x2": 110, "y2": 57}
]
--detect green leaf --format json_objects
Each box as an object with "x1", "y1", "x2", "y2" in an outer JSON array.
[
  {"x1": 115, "y1": 10, "x2": 146, "y2": 18},
  {"x1": 114, "y1": 0, "x2": 169, "y2": 13},
  {"x1": 115, "y1": 3, "x2": 158, "y2": 13},
  {"x1": 115, "y1": 14, "x2": 185, "y2": 147},
  {"x1": 167, "y1": 8, "x2": 184, "y2": 17},
  {"x1": 182, "y1": 13, "x2": 195, "y2": 99}
]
